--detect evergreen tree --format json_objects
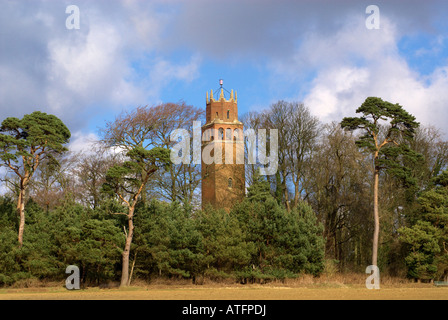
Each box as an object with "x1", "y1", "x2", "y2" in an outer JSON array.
[
  {"x1": 102, "y1": 146, "x2": 170, "y2": 286},
  {"x1": 0, "y1": 112, "x2": 70, "y2": 247},
  {"x1": 277, "y1": 201, "x2": 325, "y2": 276},
  {"x1": 195, "y1": 206, "x2": 255, "y2": 278},
  {"x1": 233, "y1": 173, "x2": 325, "y2": 280},
  {"x1": 399, "y1": 170, "x2": 448, "y2": 281},
  {"x1": 341, "y1": 97, "x2": 420, "y2": 267},
  {"x1": 133, "y1": 201, "x2": 205, "y2": 280},
  {"x1": 399, "y1": 220, "x2": 441, "y2": 280}
]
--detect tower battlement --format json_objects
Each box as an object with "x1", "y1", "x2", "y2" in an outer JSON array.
[
  {"x1": 206, "y1": 88, "x2": 237, "y2": 104},
  {"x1": 205, "y1": 88, "x2": 239, "y2": 124}
]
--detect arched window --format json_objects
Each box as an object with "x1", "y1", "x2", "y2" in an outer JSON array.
[
  {"x1": 218, "y1": 128, "x2": 224, "y2": 140},
  {"x1": 202, "y1": 129, "x2": 210, "y2": 142},
  {"x1": 226, "y1": 128, "x2": 232, "y2": 140},
  {"x1": 216, "y1": 112, "x2": 219, "y2": 119},
  {"x1": 227, "y1": 110, "x2": 230, "y2": 119},
  {"x1": 233, "y1": 128, "x2": 239, "y2": 141},
  {"x1": 228, "y1": 178, "x2": 233, "y2": 188}
]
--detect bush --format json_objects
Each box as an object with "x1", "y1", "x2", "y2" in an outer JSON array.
[{"x1": 232, "y1": 175, "x2": 325, "y2": 279}]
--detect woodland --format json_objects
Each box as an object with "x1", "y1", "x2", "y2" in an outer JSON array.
[{"x1": 0, "y1": 97, "x2": 447, "y2": 287}]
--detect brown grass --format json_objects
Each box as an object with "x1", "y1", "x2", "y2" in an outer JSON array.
[
  {"x1": 2, "y1": 272, "x2": 442, "y2": 300},
  {"x1": 1, "y1": 282, "x2": 446, "y2": 300},
  {"x1": 0, "y1": 272, "x2": 415, "y2": 290}
]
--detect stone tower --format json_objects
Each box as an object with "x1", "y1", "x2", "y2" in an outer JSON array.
[{"x1": 201, "y1": 83, "x2": 245, "y2": 211}]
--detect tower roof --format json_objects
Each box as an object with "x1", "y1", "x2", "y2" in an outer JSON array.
[{"x1": 206, "y1": 79, "x2": 237, "y2": 103}]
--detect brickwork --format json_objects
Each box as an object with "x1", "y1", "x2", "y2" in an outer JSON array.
[{"x1": 202, "y1": 88, "x2": 245, "y2": 211}]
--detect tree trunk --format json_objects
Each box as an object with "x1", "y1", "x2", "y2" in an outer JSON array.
[
  {"x1": 16, "y1": 176, "x2": 31, "y2": 249},
  {"x1": 17, "y1": 188, "x2": 26, "y2": 248},
  {"x1": 282, "y1": 172, "x2": 290, "y2": 211},
  {"x1": 141, "y1": 168, "x2": 147, "y2": 204},
  {"x1": 372, "y1": 166, "x2": 380, "y2": 267},
  {"x1": 128, "y1": 251, "x2": 138, "y2": 285},
  {"x1": 120, "y1": 207, "x2": 135, "y2": 287},
  {"x1": 293, "y1": 180, "x2": 300, "y2": 209}
]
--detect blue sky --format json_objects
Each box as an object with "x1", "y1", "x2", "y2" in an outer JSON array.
[{"x1": 1, "y1": 0, "x2": 448, "y2": 152}]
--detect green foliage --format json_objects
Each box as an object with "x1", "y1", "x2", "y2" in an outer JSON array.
[
  {"x1": 399, "y1": 170, "x2": 448, "y2": 280},
  {"x1": 102, "y1": 146, "x2": 170, "y2": 204},
  {"x1": 195, "y1": 207, "x2": 255, "y2": 276},
  {"x1": 49, "y1": 203, "x2": 123, "y2": 284},
  {"x1": 247, "y1": 170, "x2": 272, "y2": 203},
  {"x1": 233, "y1": 175, "x2": 325, "y2": 280},
  {"x1": 0, "y1": 227, "x2": 21, "y2": 285},
  {"x1": 0, "y1": 111, "x2": 71, "y2": 170},
  {"x1": 399, "y1": 221, "x2": 441, "y2": 280},
  {"x1": 0, "y1": 197, "x2": 123, "y2": 286},
  {"x1": 133, "y1": 201, "x2": 205, "y2": 279},
  {"x1": 341, "y1": 97, "x2": 421, "y2": 182},
  {"x1": 0, "y1": 196, "x2": 16, "y2": 229},
  {"x1": 341, "y1": 97, "x2": 419, "y2": 143},
  {"x1": 280, "y1": 202, "x2": 326, "y2": 276},
  {"x1": 0, "y1": 112, "x2": 71, "y2": 247}
]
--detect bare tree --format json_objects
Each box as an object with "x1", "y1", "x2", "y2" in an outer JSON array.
[
  {"x1": 263, "y1": 101, "x2": 293, "y2": 210},
  {"x1": 308, "y1": 122, "x2": 370, "y2": 265},
  {"x1": 72, "y1": 147, "x2": 121, "y2": 209},
  {"x1": 28, "y1": 152, "x2": 79, "y2": 211},
  {"x1": 285, "y1": 102, "x2": 320, "y2": 207},
  {"x1": 100, "y1": 102, "x2": 203, "y2": 205}
]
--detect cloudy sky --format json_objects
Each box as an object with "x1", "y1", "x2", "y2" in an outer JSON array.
[{"x1": 1, "y1": 0, "x2": 448, "y2": 151}]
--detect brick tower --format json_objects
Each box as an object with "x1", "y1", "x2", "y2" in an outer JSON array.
[{"x1": 201, "y1": 81, "x2": 245, "y2": 211}]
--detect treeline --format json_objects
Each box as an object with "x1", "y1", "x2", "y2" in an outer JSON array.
[
  {"x1": 0, "y1": 98, "x2": 447, "y2": 286},
  {"x1": 243, "y1": 99, "x2": 448, "y2": 281},
  {"x1": 0, "y1": 175, "x2": 324, "y2": 286}
]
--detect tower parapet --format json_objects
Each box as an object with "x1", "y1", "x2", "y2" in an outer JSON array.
[
  {"x1": 205, "y1": 87, "x2": 241, "y2": 124},
  {"x1": 206, "y1": 88, "x2": 238, "y2": 104}
]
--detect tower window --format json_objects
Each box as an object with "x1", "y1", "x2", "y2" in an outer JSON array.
[
  {"x1": 228, "y1": 178, "x2": 233, "y2": 188},
  {"x1": 226, "y1": 128, "x2": 231, "y2": 140},
  {"x1": 216, "y1": 112, "x2": 219, "y2": 118},
  {"x1": 218, "y1": 128, "x2": 224, "y2": 140},
  {"x1": 227, "y1": 110, "x2": 230, "y2": 119}
]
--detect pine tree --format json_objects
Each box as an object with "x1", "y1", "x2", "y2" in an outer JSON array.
[
  {"x1": 399, "y1": 170, "x2": 448, "y2": 281},
  {"x1": 341, "y1": 97, "x2": 420, "y2": 267},
  {"x1": 233, "y1": 172, "x2": 325, "y2": 280},
  {"x1": 0, "y1": 112, "x2": 70, "y2": 247},
  {"x1": 102, "y1": 146, "x2": 170, "y2": 286}
]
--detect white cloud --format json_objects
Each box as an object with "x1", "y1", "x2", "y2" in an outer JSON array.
[
  {"x1": 1, "y1": 0, "x2": 448, "y2": 139},
  {"x1": 146, "y1": 54, "x2": 202, "y2": 99},
  {"x1": 68, "y1": 131, "x2": 100, "y2": 153},
  {"x1": 0, "y1": 1, "x2": 198, "y2": 134},
  {"x1": 305, "y1": 66, "x2": 370, "y2": 119},
  {"x1": 285, "y1": 16, "x2": 448, "y2": 133},
  {"x1": 44, "y1": 5, "x2": 151, "y2": 117}
]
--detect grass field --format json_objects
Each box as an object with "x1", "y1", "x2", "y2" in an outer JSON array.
[
  {"x1": 1, "y1": 286, "x2": 447, "y2": 300},
  {"x1": 1, "y1": 277, "x2": 447, "y2": 300}
]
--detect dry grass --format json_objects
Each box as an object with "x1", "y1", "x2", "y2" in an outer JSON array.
[
  {"x1": 1, "y1": 272, "x2": 445, "y2": 300},
  {"x1": 1, "y1": 281, "x2": 446, "y2": 300},
  {"x1": 1, "y1": 272, "x2": 415, "y2": 290}
]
